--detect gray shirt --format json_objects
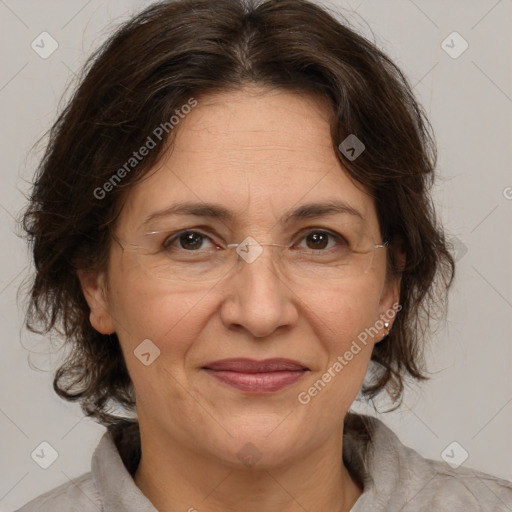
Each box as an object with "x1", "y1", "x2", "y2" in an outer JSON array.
[{"x1": 16, "y1": 413, "x2": 512, "y2": 511}]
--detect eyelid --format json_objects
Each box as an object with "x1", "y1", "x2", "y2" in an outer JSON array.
[
  {"x1": 145, "y1": 226, "x2": 224, "y2": 243},
  {"x1": 162, "y1": 229, "x2": 219, "y2": 250},
  {"x1": 294, "y1": 226, "x2": 347, "y2": 238},
  {"x1": 144, "y1": 218, "x2": 359, "y2": 235},
  {"x1": 152, "y1": 226, "x2": 350, "y2": 250}
]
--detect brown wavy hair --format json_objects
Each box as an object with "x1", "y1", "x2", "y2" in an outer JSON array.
[{"x1": 21, "y1": 0, "x2": 455, "y2": 428}]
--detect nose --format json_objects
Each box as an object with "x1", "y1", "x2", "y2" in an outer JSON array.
[{"x1": 218, "y1": 246, "x2": 299, "y2": 338}]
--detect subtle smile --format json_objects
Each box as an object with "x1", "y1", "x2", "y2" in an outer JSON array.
[{"x1": 202, "y1": 358, "x2": 309, "y2": 393}]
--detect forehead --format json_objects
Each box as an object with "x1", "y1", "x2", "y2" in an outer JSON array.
[{"x1": 117, "y1": 87, "x2": 379, "y2": 233}]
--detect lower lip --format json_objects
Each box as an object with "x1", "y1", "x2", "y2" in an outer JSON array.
[{"x1": 203, "y1": 369, "x2": 307, "y2": 393}]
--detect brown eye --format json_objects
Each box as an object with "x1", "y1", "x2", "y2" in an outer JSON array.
[
  {"x1": 298, "y1": 230, "x2": 346, "y2": 251},
  {"x1": 179, "y1": 232, "x2": 204, "y2": 250},
  {"x1": 305, "y1": 232, "x2": 330, "y2": 250},
  {"x1": 164, "y1": 231, "x2": 214, "y2": 251}
]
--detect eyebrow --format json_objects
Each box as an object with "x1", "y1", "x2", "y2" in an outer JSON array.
[{"x1": 142, "y1": 199, "x2": 365, "y2": 226}]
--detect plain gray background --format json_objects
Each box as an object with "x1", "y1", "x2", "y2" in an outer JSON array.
[{"x1": 1, "y1": 0, "x2": 511, "y2": 510}]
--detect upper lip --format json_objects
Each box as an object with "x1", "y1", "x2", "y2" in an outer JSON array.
[{"x1": 202, "y1": 358, "x2": 309, "y2": 373}]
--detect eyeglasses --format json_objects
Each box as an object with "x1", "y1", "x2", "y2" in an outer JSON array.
[{"x1": 111, "y1": 226, "x2": 388, "y2": 283}]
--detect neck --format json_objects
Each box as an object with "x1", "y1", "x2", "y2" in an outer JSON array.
[{"x1": 133, "y1": 420, "x2": 363, "y2": 512}]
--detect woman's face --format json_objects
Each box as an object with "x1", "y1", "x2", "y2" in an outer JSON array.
[{"x1": 81, "y1": 87, "x2": 400, "y2": 468}]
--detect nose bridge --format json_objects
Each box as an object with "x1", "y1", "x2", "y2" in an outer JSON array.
[
  {"x1": 234, "y1": 236, "x2": 280, "y2": 264},
  {"x1": 233, "y1": 239, "x2": 284, "y2": 289},
  {"x1": 232, "y1": 237, "x2": 295, "y2": 285},
  {"x1": 220, "y1": 241, "x2": 298, "y2": 337}
]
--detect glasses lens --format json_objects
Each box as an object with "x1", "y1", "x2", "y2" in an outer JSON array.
[
  {"x1": 269, "y1": 228, "x2": 378, "y2": 281},
  {"x1": 284, "y1": 238, "x2": 376, "y2": 280},
  {"x1": 140, "y1": 248, "x2": 238, "y2": 282}
]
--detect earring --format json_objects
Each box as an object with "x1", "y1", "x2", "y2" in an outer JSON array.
[{"x1": 384, "y1": 321, "x2": 391, "y2": 336}]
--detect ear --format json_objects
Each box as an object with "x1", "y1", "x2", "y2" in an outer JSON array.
[
  {"x1": 378, "y1": 273, "x2": 401, "y2": 316},
  {"x1": 77, "y1": 269, "x2": 115, "y2": 335},
  {"x1": 377, "y1": 245, "x2": 406, "y2": 340}
]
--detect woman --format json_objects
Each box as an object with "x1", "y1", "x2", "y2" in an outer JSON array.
[{"x1": 17, "y1": 0, "x2": 512, "y2": 510}]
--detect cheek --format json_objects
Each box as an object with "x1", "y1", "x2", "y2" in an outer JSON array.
[
  {"x1": 293, "y1": 283, "x2": 382, "y2": 437},
  {"x1": 300, "y1": 279, "x2": 382, "y2": 398},
  {"x1": 305, "y1": 278, "x2": 382, "y2": 349},
  {"x1": 107, "y1": 269, "x2": 209, "y2": 360},
  {"x1": 108, "y1": 278, "x2": 212, "y2": 414}
]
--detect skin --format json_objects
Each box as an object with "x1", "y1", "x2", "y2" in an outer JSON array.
[{"x1": 79, "y1": 86, "x2": 402, "y2": 512}]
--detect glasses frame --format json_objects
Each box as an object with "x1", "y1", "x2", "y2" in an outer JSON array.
[{"x1": 110, "y1": 230, "x2": 390, "y2": 283}]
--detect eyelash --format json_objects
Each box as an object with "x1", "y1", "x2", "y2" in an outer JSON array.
[{"x1": 161, "y1": 228, "x2": 349, "y2": 252}]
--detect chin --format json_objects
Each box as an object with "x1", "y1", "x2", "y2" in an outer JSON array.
[{"x1": 206, "y1": 420, "x2": 308, "y2": 470}]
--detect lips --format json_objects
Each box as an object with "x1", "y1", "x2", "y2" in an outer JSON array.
[
  {"x1": 202, "y1": 358, "x2": 309, "y2": 393},
  {"x1": 202, "y1": 358, "x2": 309, "y2": 372}
]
